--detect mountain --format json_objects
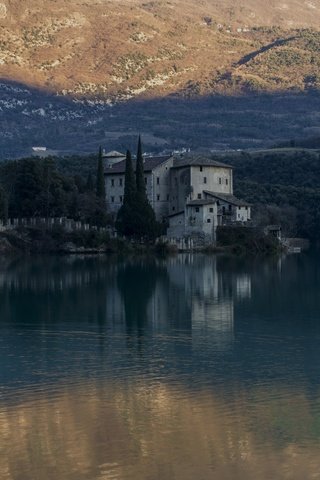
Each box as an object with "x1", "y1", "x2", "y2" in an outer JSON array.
[{"x1": 1, "y1": 0, "x2": 320, "y2": 156}]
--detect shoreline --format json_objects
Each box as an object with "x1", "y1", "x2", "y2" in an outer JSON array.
[{"x1": 0, "y1": 227, "x2": 287, "y2": 257}]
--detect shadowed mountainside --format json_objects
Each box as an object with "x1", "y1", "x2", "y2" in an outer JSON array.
[{"x1": 1, "y1": 80, "x2": 320, "y2": 157}]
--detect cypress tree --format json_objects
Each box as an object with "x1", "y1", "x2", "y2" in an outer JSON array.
[
  {"x1": 96, "y1": 146, "x2": 106, "y2": 200},
  {"x1": 123, "y1": 150, "x2": 136, "y2": 205},
  {"x1": 0, "y1": 187, "x2": 8, "y2": 224},
  {"x1": 86, "y1": 173, "x2": 94, "y2": 192},
  {"x1": 116, "y1": 150, "x2": 137, "y2": 236},
  {"x1": 134, "y1": 136, "x2": 159, "y2": 240},
  {"x1": 136, "y1": 135, "x2": 146, "y2": 198},
  {"x1": 95, "y1": 146, "x2": 107, "y2": 227}
]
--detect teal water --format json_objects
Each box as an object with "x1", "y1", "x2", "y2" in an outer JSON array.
[{"x1": 0, "y1": 253, "x2": 320, "y2": 479}]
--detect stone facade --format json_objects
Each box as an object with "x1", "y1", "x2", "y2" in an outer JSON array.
[
  {"x1": 167, "y1": 200, "x2": 218, "y2": 243},
  {"x1": 105, "y1": 155, "x2": 173, "y2": 221},
  {"x1": 104, "y1": 153, "x2": 251, "y2": 239},
  {"x1": 203, "y1": 191, "x2": 251, "y2": 224},
  {"x1": 169, "y1": 159, "x2": 233, "y2": 214}
]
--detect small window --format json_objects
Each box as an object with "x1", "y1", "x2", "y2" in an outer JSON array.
[
  {"x1": 145, "y1": 177, "x2": 147, "y2": 185},
  {"x1": 172, "y1": 206, "x2": 175, "y2": 211},
  {"x1": 209, "y1": 208, "x2": 214, "y2": 213},
  {"x1": 226, "y1": 178, "x2": 229, "y2": 185},
  {"x1": 111, "y1": 179, "x2": 114, "y2": 187},
  {"x1": 157, "y1": 177, "x2": 160, "y2": 185},
  {"x1": 120, "y1": 196, "x2": 123, "y2": 202},
  {"x1": 204, "y1": 177, "x2": 207, "y2": 184},
  {"x1": 119, "y1": 178, "x2": 123, "y2": 187},
  {"x1": 245, "y1": 206, "x2": 248, "y2": 210},
  {"x1": 157, "y1": 194, "x2": 160, "y2": 201},
  {"x1": 197, "y1": 193, "x2": 202, "y2": 199},
  {"x1": 111, "y1": 196, "x2": 114, "y2": 203},
  {"x1": 195, "y1": 207, "x2": 200, "y2": 212},
  {"x1": 229, "y1": 204, "x2": 232, "y2": 211},
  {"x1": 167, "y1": 194, "x2": 170, "y2": 201},
  {"x1": 217, "y1": 201, "x2": 220, "y2": 206},
  {"x1": 207, "y1": 218, "x2": 211, "y2": 223},
  {"x1": 219, "y1": 178, "x2": 222, "y2": 185},
  {"x1": 200, "y1": 166, "x2": 203, "y2": 172}
]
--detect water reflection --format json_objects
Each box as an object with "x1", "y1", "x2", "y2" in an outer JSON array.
[
  {"x1": 1, "y1": 382, "x2": 320, "y2": 480},
  {"x1": 1, "y1": 253, "x2": 320, "y2": 479}
]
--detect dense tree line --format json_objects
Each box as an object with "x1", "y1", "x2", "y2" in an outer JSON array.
[
  {"x1": 0, "y1": 137, "x2": 160, "y2": 240},
  {"x1": 0, "y1": 156, "x2": 107, "y2": 226},
  {"x1": 221, "y1": 149, "x2": 320, "y2": 240}
]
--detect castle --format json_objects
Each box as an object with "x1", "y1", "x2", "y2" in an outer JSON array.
[{"x1": 104, "y1": 151, "x2": 251, "y2": 242}]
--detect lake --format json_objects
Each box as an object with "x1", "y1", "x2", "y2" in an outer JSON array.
[{"x1": 0, "y1": 253, "x2": 320, "y2": 480}]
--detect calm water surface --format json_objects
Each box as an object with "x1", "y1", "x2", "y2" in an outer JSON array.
[{"x1": 1, "y1": 253, "x2": 320, "y2": 480}]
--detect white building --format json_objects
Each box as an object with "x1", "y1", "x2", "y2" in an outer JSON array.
[{"x1": 104, "y1": 153, "x2": 251, "y2": 240}]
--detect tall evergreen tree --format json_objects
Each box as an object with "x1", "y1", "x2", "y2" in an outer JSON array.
[
  {"x1": 86, "y1": 173, "x2": 94, "y2": 192},
  {"x1": 96, "y1": 146, "x2": 106, "y2": 200},
  {"x1": 116, "y1": 150, "x2": 137, "y2": 236},
  {"x1": 0, "y1": 187, "x2": 8, "y2": 224},
  {"x1": 134, "y1": 136, "x2": 160, "y2": 240},
  {"x1": 123, "y1": 150, "x2": 136, "y2": 205},
  {"x1": 136, "y1": 135, "x2": 146, "y2": 198}
]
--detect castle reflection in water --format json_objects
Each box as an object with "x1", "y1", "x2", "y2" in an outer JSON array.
[{"x1": 0, "y1": 254, "x2": 284, "y2": 352}]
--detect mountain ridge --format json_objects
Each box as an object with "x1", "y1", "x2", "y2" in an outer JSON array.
[{"x1": 1, "y1": 0, "x2": 320, "y2": 101}]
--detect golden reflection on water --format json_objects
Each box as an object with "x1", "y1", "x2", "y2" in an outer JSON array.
[{"x1": 1, "y1": 381, "x2": 320, "y2": 480}]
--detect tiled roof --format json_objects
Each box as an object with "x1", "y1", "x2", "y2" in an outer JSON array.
[
  {"x1": 167, "y1": 210, "x2": 184, "y2": 218},
  {"x1": 187, "y1": 199, "x2": 216, "y2": 206},
  {"x1": 172, "y1": 154, "x2": 232, "y2": 169},
  {"x1": 204, "y1": 191, "x2": 251, "y2": 207},
  {"x1": 105, "y1": 155, "x2": 172, "y2": 174}
]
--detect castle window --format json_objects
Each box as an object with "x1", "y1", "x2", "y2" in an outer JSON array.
[
  {"x1": 111, "y1": 179, "x2": 114, "y2": 187},
  {"x1": 200, "y1": 166, "x2": 203, "y2": 172},
  {"x1": 157, "y1": 194, "x2": 160, "y2": 201},
  {"x1": 119, "y1": 178, "x2": 123, "y2": 187},
  {"x1": 145, "y1": 177, "x2": 147, "y2": 184},
  {"x1": 157, "y1": 177, "x2": 160, "y2": 185},
  {"x1": 226, "y1": 178, "x2": 229, "y2": 185},
  {"x1": 195, "y1": 207, "x2": 200, "y2": 213},
  {"x1": 111, "y1": 196, "x2": 114, "y2": 203},
  {"x1": 172, "y1": 207, "x2": 175, "y2": 211},
  {"x1": 207, "y1": 219, "x2": 211, "y2": 223},
  {"x1": 120, "y1": 196, "x2": 123, "y2": 203},
  {"x1": 204, "y1": 177, "x2": 207, "y2": 184},
  {"x1": 167, "y1": 194, "x2": 170, "y2": 201},
  {"x1": 219, "y1": 178, "x2": 222, "y2": 185},
  {"x1": 197, "y1": 194, "x2": 202, "y2": 199},
  {"x1": 229, "y1": 204, "x2": 232, "y2": 211},
  {"x1": 209, "y1": 208, "x2": 214, "y2": 213}
]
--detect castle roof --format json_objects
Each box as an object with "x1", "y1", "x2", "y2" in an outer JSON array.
[
  {"x1": 105, "y1": 155, "x2": 171, "y2": 174},
  {"x1": 187, "y1": 199, "x2": 216, "y2": 206},
  {"x1": 172, "y1": 154, "x2": 232, "y2": 169},
  {"x1": 204, "y1": 191, "x2": 251, "y2": 207}
]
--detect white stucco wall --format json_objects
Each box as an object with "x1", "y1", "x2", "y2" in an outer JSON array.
[
  {"x1": 105, "y1": 157, "x2": 173, "y2": 221},
  {"x1": 190, "y1": 166, "x2": 233, "y2": 198}
]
